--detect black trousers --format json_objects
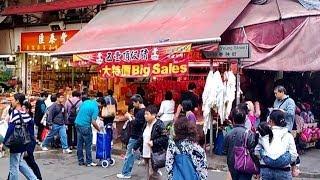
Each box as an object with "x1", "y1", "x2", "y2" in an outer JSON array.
[
  {"x1": 24, "y1": 142, "x2": 42, "y2": 180},
  {"x1": 37, "y1": 124, "x2": 45, "y2": 142},
  {"x1": 67, "y1": 124, "x2": 77, "y2": 147}
]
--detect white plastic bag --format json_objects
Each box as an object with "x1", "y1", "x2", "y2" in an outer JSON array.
[{"x1": 0, "y1": 120, "x2": 8, "y2": 137}]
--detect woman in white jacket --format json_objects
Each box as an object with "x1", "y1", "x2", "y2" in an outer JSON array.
[{"x1": 255, "y1": 109, "x2": 298, "y2": 180}]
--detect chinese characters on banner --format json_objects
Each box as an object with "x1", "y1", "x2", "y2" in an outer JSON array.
[
  {"x1": 21, "y1": 30, "x2": 79, "y2": 52},
  {"x1": 73, "y1": 44, "x2": 192, "y2": 77}
]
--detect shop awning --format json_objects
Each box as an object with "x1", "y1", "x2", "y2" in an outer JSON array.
[
  {"x1": 53, "y1": 0, "x2": 250, "y2": 56},
  {"x1": 230, "y1": 0, "x2": 320, "y2": 29},
  {"x1": 245, "y1": 16, "x2": 320, "y2": 72},
  {"x1": 1, "y1": 0, "x2": 104, "y2": 15}
]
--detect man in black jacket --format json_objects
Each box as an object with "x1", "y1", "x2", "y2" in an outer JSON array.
[
  {"x1": 117, "y1": 94, "x2": 146, "y2": 179},
  {"x1": 41, "y1": 93, "x2": 72, "y2": 154},
  {"x1": 34, "y1": 91, "x2": 48, "y2": 142}
]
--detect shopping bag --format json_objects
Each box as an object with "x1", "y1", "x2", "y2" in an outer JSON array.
[
  {"x1": 41, "y1": 128, "x2": 49, "y2": 141},
  {"x1": 96, "y1": 132, "x2": 111, "y2": 160}
]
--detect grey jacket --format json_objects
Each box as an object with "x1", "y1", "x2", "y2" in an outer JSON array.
[
  {"x1": 223, "y1": 125, "x2": 257, "y2": 173},
  {"x1": 273, "y1": 95, "x2": 296, "y2": 131},
  {"x1": 47, "y1": 102, "x2": 66, "y2": 126}
]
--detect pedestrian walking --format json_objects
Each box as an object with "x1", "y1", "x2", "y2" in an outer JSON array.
[
  {"x1": 223, "y1": 107, "x2": 257, "y2": 180},
  {"x1": 255, "y1": 109, "x2": 298, "y2": 180},
  {"x1": 34, "y1": 91, "x2": 48, "y2": 143},
  {"x1": 23, "y1": 101, "x2": 42, "y2": 180},
  {"x1": 166, "y1": 117, "x2": 208, "y2": 180},
  {"x1": 75, "y1": 97, "x2": 102, "y2": 167},
  {"x1": 133, "y1": 105, "x2": 168, "y2": 180},
  {"x1": 41, "y1": 93, "x2": 72, "y2": 154},
  {"x1": 117, "y1": 94, "x2": 146, "y2": 179},
  {"x1": 3, "y1": 93, "x2": 38, "y2": 180},
  {"x1": 65, "y1": 91, "x2": 82, "y2": 149},
  {"x1": 181, "y1": 100, "x2": 197, "y2": 123}
]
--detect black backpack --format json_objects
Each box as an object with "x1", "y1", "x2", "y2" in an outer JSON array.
[
  {"x1": 68, "y1": 99, "x2": 80, "y2": 122},
  {"x1": 120, "y1": 120, "x2": 133, "y2": 145}
]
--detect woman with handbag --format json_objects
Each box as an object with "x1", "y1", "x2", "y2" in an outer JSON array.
[
  {"x1": 133, "y1": 105, "x2": 169, "y2": 180},
  {"x1": 3, "y1": 93, "x2": 38, "y2": 180},
  {"x1": 223, "y1": 107, "x2": 258, "y2": 180}
]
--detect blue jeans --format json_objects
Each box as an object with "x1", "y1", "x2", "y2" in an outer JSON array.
[
  {"x1": 121, "y1": 138, "x2": 138, "y2": 176},
  {"x1": 76, "y1": 126, "x2": 93, "y2": 164},
  {"x1": 260, "y1": 168, "x2": 292, "y2": 180},
  {"x1": 42, "y1": 124, "x2": 68, "y2": 149},
  {"x1": 9, "y1": 153, "x2": 37, "y2": 180},
  {"x1": 262, "y1": 151, "x2": 291, "y2": 168}
]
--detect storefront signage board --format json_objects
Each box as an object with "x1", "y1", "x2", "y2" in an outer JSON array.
[
  {"x1": 73, "y1": 44, "x2": 191, "y2": 77},
  {"x1": 202, "y1": 44, "x2": 250, "y2": 59},
  {"x1": 21, "y1": 30, "x2": 79, "y2": 52}
]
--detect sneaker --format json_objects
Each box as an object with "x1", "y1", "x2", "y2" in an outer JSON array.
[
  {"x1": 63, "y1": 148, "x2": 72, "y2": 154},
  {"x1": 78, "y1": 162, "x2": 85, "y2": 166},
  {"x1": 40, "y1": 144, "x2": 49, "y2": 151},
  {"x1": 0, "y1": 152, "x2": 3, "y2": 158},
  {"x1": 86, "y1": 162, "x2": 97, "y2": 167},
  {"x1": 116, "y1": 174, "x2": 131, "y2": 179}
]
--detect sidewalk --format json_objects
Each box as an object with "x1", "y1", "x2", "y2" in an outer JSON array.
[{"x1": 108, "y1": 142, "x2": 320, "y2": 179}]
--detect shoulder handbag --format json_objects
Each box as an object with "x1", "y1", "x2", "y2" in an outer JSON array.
[
  {"x1": 5, "y1": 111, "x2": 31, "y2": 149},
  {"x1": 102, "y1": 97, "x2": 116, "y2": 117},
  {"x1": 234, "y1": 130, "x2": 259, "y2": 174},
  {"x1": 151, "y1": 149, "x2": 166, "y2": 170}
]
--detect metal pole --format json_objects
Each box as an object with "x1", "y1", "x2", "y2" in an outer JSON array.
[
  {"x1": 71, "y1": 66, "x2": 75, "y2": 88},
  {"x1": 209, "y1": 115, "x2": 213, "y2": 156},
  {"x1": 236, "y1": 58, "x2": 241, "y2": 105}
]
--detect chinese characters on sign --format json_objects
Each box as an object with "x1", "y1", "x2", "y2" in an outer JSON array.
[
  {"x1": 21, "y1": 30, "x2": 79, "y2": 52},
  {"x1": 73, "y1": 44, "x2": 192, "y2": 77}
]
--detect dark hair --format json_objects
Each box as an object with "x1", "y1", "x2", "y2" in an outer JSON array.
[
  {"x1": 237, "y1": 103, "x2": 249, "y2": 114},
  {"x1": 128, "y1": 103, "x2": 134, "y2": 112},
  {"x1": 23, "y1": 100, "x2": 33, "y2": 117},
  {"x1": 56, "y1": 93, "x2": 64, "y2": 98},
  {"x1": 50, "y1": 94, "x2": 57, "y2": 102},
  {"x1": 274, "y1": 85, "x2": 287, "y2": 94},
  {"x1": 269, "y1": 109, "x2": 287, "y2": 127},
  {"x1": 182, "y1": 100, "x2": 193, "y2": 112},
  {"x1": 107, "y1": 89, "x2": 114, "y2": 96},
  {"x1": 97, "y1": 91, "x2": 104, "y2": 98},
  {"x1": 165, "y1": 91, "x2": 173, "y2": 100},
  {"x1": 130, "y1": 94, "x2": 143, "y2": 104},
  {"x1": 257, "y1": 122, "x2": 273, "y2": 143},
  {"x1": 40, "y1": 91, "x2": 48, "y2": 98},
  {"x1": 174, "y1": 117, "x2": 198, "y2": 142},
  {"x1": 188, "y1": 82, "x2": 196, "y2": 90},
  {"x1": 145, "y1": 105, "x2": 158, "y2": 115},
  {"x1": 96, "y1": 97, "x2": 106, "y2": 106},
  {"x1": 72, "y1": 91, "x2": 81, "y2": 97},
  {"x1": 14, "y1": 93, "x2": 25, "y2": 105},
  {"x1": 231, "y1": 107, "x2": 246, "y2": 124}
]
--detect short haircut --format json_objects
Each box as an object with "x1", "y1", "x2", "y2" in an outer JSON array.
[
  {"x1": 96, "y1": 97, "x2": 106, "y2": 106},
  {"x1": 56, "y1": 93, "x2": 64, "y2": 98},
  {"x1": 72, "y1": 91, "x2": 81, "y2": 97},
  {"x1": 165, "y1": 91, "x2": 173, "y2": 100},
  {"x1": 188, "y1": 82, "x2": 196, "y2": 90},
  {"x1": 40, "y1": 91, "x2": 48, "y2": 98},
  {"x1": 51, "y1": 94, "x2": 57, "y2": 102},
  {"x1": 231, "y1": 107, "x2": 246, "y2": 124},
  {"x1": 130, "y1": 94, "x2": 143, "y2": 104},
  {"x1": 14, "y1": 93, "x2": 25, "y2": 105},
  {"x1": 174, "y1": 117, "x2": 198, "y2": 142},
  {"x1": 237, "y1": 103, "x2": 249, "y2": 114},
  {"x1": 182, "y1": 100, "x2": 193, "y2": 112},
  {"x1": 274, "y1": 85, "x2": 287, "y2": 94},
  {"x1": 145, "y1": 105, "x2": 158, "y2": 115},
  {"x1": 107, "y1": 89, "x2": 114, "y2": 96},
  {"x1": 97, "y1": 91, "x2": 104, "y2": 97}
]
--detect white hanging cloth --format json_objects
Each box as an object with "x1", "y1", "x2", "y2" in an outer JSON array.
[{"x1": 221, "y1": 71, "x2": 236, "y2": 122}]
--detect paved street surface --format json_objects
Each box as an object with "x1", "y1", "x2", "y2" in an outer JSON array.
[{"x1": 0, "y1": 152, "x2": 226, "y2": 180}]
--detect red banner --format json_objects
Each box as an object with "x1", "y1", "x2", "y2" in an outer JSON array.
[
  {"x1": 73, "y1": 44, "x2": 192, "y2": 77},
  {"x1": 21, "y1": 30, "x2": 78, "y2": 52}
]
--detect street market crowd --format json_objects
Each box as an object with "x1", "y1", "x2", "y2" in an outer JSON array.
[{"x1": 0, "y1": 83, "x2": 303, "y2": 180}]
